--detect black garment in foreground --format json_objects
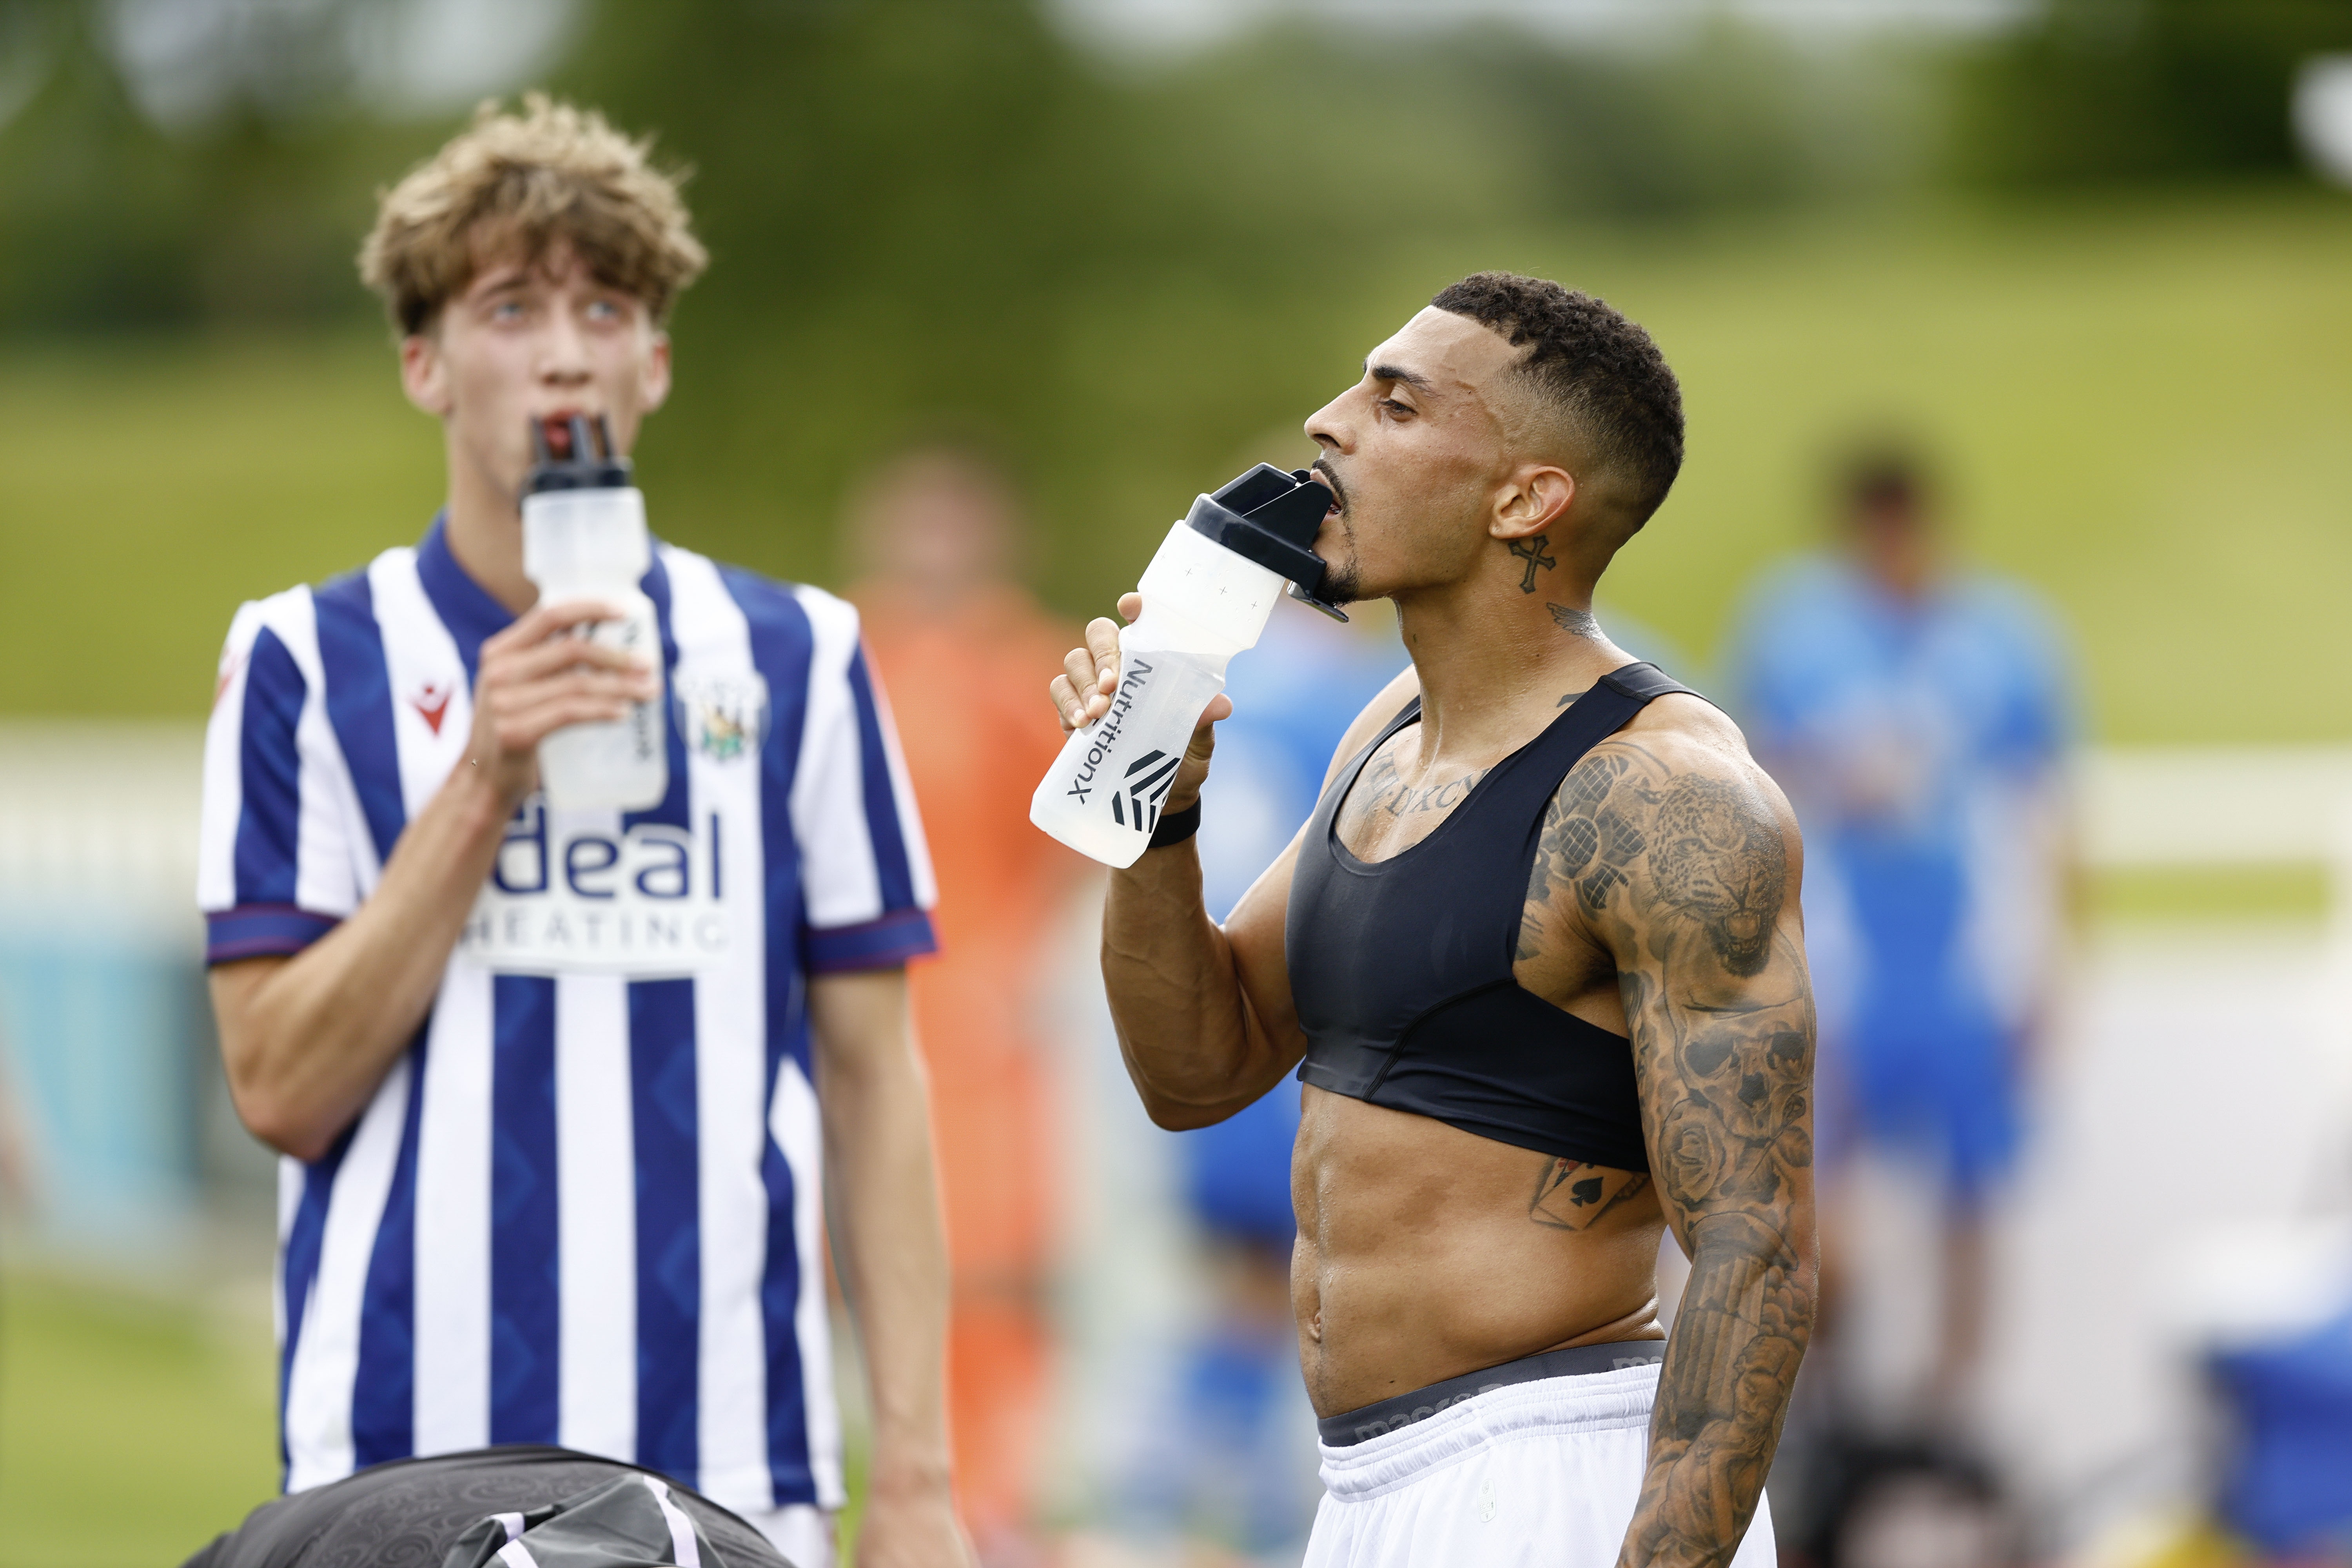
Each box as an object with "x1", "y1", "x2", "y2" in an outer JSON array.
[
  {"x1": 178, "y1": 1446, "x2": 791, "y2": 1568},
  {"x1": 1287, "y1": 661, "x2": 1697, "y2": 1172}
]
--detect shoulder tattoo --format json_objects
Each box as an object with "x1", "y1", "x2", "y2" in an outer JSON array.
[{"x1": 1519, "y1": 743, "x2": 1789, "y2": 979}]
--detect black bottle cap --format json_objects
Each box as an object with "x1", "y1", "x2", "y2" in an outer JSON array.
[
  {"x1": 1183, "y1": 463, "x2": 1348, "y2": 622},
  {"x1": 525, "y1": 414, "x2": 633, "y2": 494}
]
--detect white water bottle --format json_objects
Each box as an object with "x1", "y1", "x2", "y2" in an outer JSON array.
[
  {"x1": 521, "y1": 415, "x2": 668, "y2": 812},
  {"x1": 1031, "y1": 464, "x2": 1346, "y2": 868}
]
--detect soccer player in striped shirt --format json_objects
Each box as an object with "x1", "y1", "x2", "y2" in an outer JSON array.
[{"x1": 197, "y1": 97, "x2": 971, "y2": 1568}]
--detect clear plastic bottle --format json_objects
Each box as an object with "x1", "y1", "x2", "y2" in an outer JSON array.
[
  {"x1": 1030, "y1": 464, "x2": 1345, "y2": 867},
  {"x1": 521, "y1": 415, "x2": 668, "y2": 812}
]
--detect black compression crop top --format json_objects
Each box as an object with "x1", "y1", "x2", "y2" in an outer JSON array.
[{"x1": 1285, "y1": 662, "x2": 1696, "y2": 1172}]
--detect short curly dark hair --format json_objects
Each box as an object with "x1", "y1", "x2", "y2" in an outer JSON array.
[{"x1": 1430, "y1": 272, "x2": 1683, "y2": 531}]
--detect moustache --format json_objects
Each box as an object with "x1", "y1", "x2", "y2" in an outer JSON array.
[{"x1": 1311, "y1": 456, "x2": 1350, "y2": 519}]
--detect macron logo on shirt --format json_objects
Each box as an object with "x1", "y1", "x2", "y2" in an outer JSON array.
[{"x1": 411, "y1": 681, "x2": 454, "y2": 735}]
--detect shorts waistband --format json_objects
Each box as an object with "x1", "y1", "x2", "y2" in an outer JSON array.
[{"x1": 1318, "y1": 1340, "x2": 1666, "y2": 1447}]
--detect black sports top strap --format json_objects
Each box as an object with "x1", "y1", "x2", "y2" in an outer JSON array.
[{"x1": 1285, "y1": 662, "x2": 1699, "y2": 1169}]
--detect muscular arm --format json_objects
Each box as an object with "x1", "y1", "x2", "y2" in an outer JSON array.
[
  {"x1": 1099, "y1": 808, "x2": 1304, "y2": 1129},
  {"x1": 1052, "y1": 602, "x2": 1409, "y2": 1131},
  {"x1": 1522, "y1": 718, "x2": 1817, "y2": 1568},
  {"x1": 210, "y1": 601, "x2": 655, "y2": 1161}
]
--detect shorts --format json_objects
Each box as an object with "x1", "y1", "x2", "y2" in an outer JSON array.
[
  {"x1": 735, "y1": 1504, "x2": 833, "y2": 1567},
  {"x1": 1302, "y1": 1354, "x2": 1777, "y2": 1568},
  {"x1": 1823, "y1": 1009, "x2": 2021, "y2": 1209}
]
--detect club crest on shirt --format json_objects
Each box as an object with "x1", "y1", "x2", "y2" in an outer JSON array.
[{"x1": 673, "y1": 671, "x2": 769, "y2": 763}]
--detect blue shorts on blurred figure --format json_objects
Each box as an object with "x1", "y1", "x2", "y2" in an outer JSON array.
[{"x1": 1824, "y1": 840, "x2": 2020, "y2": 1209}]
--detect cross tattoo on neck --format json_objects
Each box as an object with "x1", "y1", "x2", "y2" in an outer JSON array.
[{"x1": 1508, "y1": 535, "x2": 1557, "y2": 593}]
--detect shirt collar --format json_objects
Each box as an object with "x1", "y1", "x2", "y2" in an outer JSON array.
[
  {"x1": 416, "y1": 511, "x2": 677, "y2": 686},
  {"x1": 416, "y1": 512, "x2": 517, "y2": 685}
]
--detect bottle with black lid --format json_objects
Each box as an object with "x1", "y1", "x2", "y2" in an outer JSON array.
[
  {"x1": 1029, "y1": 464, "x2": 1343, "y2": 867},
  {"x1": 521, "y1": 414, "x2": 667, "y2": 811}
]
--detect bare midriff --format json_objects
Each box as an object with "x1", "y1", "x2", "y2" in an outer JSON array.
[{"x1": 1289, "y1": 1083, "x2": 1667, "y2": 1419}]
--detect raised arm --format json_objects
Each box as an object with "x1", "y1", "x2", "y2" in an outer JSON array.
[
  {"x1": 1524, "y1": 712, "x2": 1817, "y2": 1568},
  {"x1": 1049, "y1": 603, "x2": 1297, "y2": 1128},
  {"x1": 1048, "y1": 600, "x2": 1408, "y2": 1131},
  {"x1": 211, "y1": 600, "x2": 655, "y2": 1160}
]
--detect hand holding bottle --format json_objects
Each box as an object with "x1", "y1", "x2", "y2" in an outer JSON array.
[
  {"x1": 1049, "y1": 592, "x2": 1234, "y2": 817},
  {"x1": 1030, "y1": 465, "x2": 1340, "y2": 867},
  {"x1": 520, "y1": 413, "x2": 670, "y2": 811},
  {"x1": 467, "y1": 599, "x2": 661, "y2": 809}
]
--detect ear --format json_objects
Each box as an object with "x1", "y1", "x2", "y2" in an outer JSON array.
[
  {"x1": 639, "y1": 331, "x2": 673, "y2": 416},
  {"x1": 1490, "y1": 463, "x2": 1576, "y2": 542},
  {"x1": 399, "y1": 331, "x2": 451, "y2": 419}
]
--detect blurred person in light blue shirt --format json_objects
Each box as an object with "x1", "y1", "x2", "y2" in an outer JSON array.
[{"x1": 1723, "y1": 445, "x2": 2074, "y2": 1432}]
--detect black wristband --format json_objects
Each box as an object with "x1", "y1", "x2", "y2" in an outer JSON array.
[{"x1": 1147, "y1": 799, "x2": 1202, "y2": 849}]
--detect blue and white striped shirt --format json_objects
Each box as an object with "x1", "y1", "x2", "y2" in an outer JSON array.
[{"x1": 196, "y1": 517, "x2": 938, "y2": 1512}]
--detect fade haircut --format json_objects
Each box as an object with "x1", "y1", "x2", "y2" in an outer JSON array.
[
  {"x1": 359, "y1": 93, "x2": 708, "y2": 336},
  {"x1": 1430, "y1": 272, "x2": 1684, "y2": 531}
]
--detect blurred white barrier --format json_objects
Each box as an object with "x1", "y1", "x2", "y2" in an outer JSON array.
[
  {"x1": 2081, "y1": 745, "x2": 2352, "y2": 864},
  {"x1": 2078, "y1": 746, "x2": 2352, "y2": 1002},
  {"x1": 5, "y1": 732, "x2": 2352, "y2": 924},
  {"x1": 2078, "y1": 745, "x2": 2352, "y2": 941},
  {"x1": 0, "y1": 720, "x2": 206, "y2": 934},
  {"x1": 0, "y1": 722, "x2": 210, "y2": 1242}
]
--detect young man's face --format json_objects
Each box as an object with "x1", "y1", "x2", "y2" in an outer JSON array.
[
  {"x1": 1300, "y1": 307, "x2": 1535, "y2": 603},
  {"x1": 401, "y1": 239, "x2": 672, "y2": 510}
]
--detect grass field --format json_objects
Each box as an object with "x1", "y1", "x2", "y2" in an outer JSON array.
[
  {"x1": 0, "y1": 1270, "x2": 278, "y2": 1567},
  {"x1": 5, "y1": 190, "x2": 2351, "y2": 742}
]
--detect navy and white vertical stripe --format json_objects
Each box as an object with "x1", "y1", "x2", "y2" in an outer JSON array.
[{"x1": 197, "y1": 518, "x2": 937, "y2": 1513}]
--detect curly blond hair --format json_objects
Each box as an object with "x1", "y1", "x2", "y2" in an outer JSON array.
[{"x1": 358, "y1": 93, "x2": 708, "y2": 335}]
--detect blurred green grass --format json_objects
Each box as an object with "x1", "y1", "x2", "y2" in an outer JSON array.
[
  {"x1": 0, "y1": 1270, "x2": 278, "y2": 1568},
  {"x1": 6, "y1": 191, "x2": 2349, "y2": 740},
  {"x1": 2089, "y1": 864, "x2": 2332, "y2": 924}
]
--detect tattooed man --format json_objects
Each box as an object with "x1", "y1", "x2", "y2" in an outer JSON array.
[{"x1": 1048, "y1": 272, "x2": 1817, "y2": 1568}]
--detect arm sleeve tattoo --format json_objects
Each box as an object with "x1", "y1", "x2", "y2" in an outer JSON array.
[{"x1": 1522, "y1": 737, "x2": 1818, "y2": 1568}]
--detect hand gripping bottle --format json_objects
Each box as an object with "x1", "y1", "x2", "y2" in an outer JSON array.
[
  {"x1": 1030, "y1": 463, "x2": 1346, "y2": 867},
  {"x1": 521, "y1": 414, "x2": 668, "y2": 812}
]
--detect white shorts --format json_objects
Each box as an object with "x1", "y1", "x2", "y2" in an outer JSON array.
[
  {"x1": 734, "y1": 1503, "x2": 833, "y2": 1567},
  {"x1": 1301, "y1": 1362, "x2": 1777, "y2": 1568}
]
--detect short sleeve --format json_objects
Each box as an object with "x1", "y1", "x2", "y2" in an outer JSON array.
[
  {"x1": 1971, "y1": 580, "x2": 2078, "y2": 773},
  {"x1": 197, "y1": 592, "x2": 359, "y2": 964},
  {"x1": 2009, "y1": 593, "x2": 2078, "y2": 768},
  {"x1": 1719, "y1": 559, "x2": 1829, "y2": 750},
  {"x1": 787, "y1": 589, "x2": 939, "y2": 974}
]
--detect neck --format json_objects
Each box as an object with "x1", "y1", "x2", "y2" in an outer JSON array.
[
  {"x1": 443, "y1": 432, "x2": 539, "y2": 615},
  {"x1": 1391, "y1": 559, "x2": 1627, "y2": 755}
]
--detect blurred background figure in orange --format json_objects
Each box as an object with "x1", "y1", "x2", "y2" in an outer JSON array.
[
  {"x1": 841, "y1": 443, "x2": 1081, "y2": 1565},
  {"x1": 1723, "y1": 443, "x2": 2076, "y2": 1562}
]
